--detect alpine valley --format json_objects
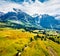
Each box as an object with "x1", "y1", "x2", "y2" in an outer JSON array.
[{"x1": 0, "y1": 0, "x2": 60, "y2": 56}]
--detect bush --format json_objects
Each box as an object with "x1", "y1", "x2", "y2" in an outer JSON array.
[
  {"x1": 57, "y1": 36, "x2": 60, "y2": 38},
  {"x1": 44, "y1": 38, "x2": 46, "y2": 41},
  {"x1": 36, "y1": 34, "x2": 41, "y2": 38},
  {"x1": 41, "y1": 37, "x2": 43, "y2": 40},
  {"x1": 42, "y1": 36, "x2": 44, "y2": 38},
  {"x1": 30, "y1": 38, "x2": 34, "y2": 42},
  {"x1": 34, "y1": 36, "x2": 37, "y2": 40}
]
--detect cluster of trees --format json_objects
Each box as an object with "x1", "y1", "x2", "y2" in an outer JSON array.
[
  {"x1": 34, "y1": 34, "x2": 47, "y2": 41},
  {"x1": 32, "y1": 34, "x2": 60, "y2": 44},
  {"x1": 48, "y1": 36, "x2": 60, "y2": 44}
]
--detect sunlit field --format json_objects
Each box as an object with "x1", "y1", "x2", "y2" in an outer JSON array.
[{"x1": 0, "y1": 28, "x2": 60, "y2": 56}]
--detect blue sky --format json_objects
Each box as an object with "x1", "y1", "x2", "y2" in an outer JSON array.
[
  {"x1": 0, "y1": 0, "x2": 60, "y2": 19},
  {"x1": 0, "y1": 0, "x2": 48, "y2": 3}
]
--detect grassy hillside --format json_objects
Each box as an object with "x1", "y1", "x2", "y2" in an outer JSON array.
[{"x1": 0, "y1": 28, "x2": 60, "y2": 56}]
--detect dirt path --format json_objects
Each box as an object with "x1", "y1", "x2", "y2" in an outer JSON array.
[{"x1": 47, "y1": 47, "x2": 57, "y2": 56}]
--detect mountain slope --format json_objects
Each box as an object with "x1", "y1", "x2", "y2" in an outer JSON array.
[
  {"x1": 40, "y1": 14, "x2": 59, "y2": 29},
  {"x1": 0, "y1": 8, "x2": 60, "y2": 30},
  {"x1": 0, "y1": 8, "x2": 41, "y2": 30}
]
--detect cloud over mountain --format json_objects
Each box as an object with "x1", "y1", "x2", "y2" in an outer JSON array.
[{"x1": 0, "y1": 0, "x2": 60, "y2": 17}]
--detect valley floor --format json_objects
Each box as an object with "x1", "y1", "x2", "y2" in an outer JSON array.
[{"x1": 0, "y1": 28, "x2": 60, "y2": 56}]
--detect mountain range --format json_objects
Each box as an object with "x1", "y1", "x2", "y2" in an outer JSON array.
[{"x1": 0, "y1": 8, "x2": 60, "y2": 30}]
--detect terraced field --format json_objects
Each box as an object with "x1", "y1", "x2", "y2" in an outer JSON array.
[{"x1": 0, "y1": 28, "x2": 60, "y2": 56}]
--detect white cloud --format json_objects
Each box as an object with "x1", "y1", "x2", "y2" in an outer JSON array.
[
  {"x1": 0, "y1": 1, "x2": 24, "y2": 13},
  {"x1": 22, "y1": 0, "x2": 60, "y2": 16},
  {"x1": 0, "y1": 0, "x2": 60, "y2": 17}
]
